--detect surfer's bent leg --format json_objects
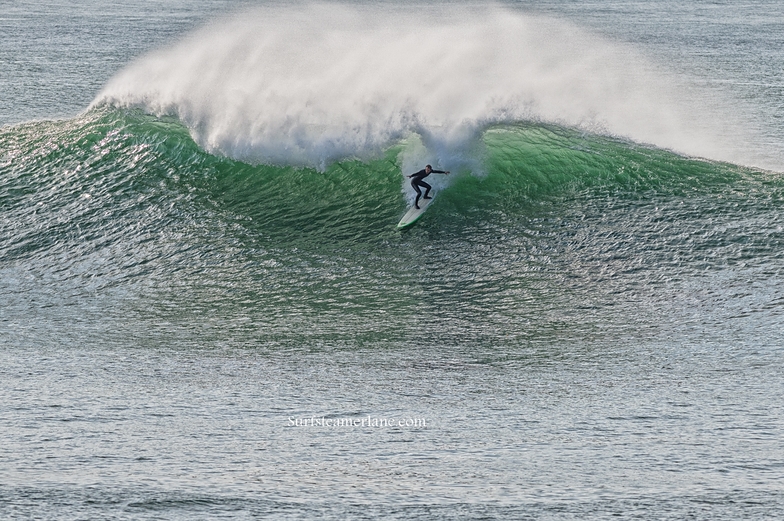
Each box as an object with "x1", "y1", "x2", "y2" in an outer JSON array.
[
  {"x1": 420, "y1": 180, "x2": 432, "y2": 199},
  {"x1": 412, "y1": 180, "x2": 423, "y2": 208}
]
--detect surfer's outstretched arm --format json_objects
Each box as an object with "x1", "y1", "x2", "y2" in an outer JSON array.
[{"x1": 408, "y1": 166, "x2": 449, "y2": 179}]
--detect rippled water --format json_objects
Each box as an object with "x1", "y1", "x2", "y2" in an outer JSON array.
[
  {"x1": 3, "y1": 340, "x2": 782, "y2": 519},
  {"x1": 2, "y1": 1, "x2": 784, "y2": 519}
]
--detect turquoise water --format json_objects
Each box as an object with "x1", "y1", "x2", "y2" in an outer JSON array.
[{"x1": 2, "y1": 1, "x2": 783, "y2": 519}]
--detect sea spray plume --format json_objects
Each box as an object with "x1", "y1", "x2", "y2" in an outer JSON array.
[{"x1": 93, "y1": 3, "x2": 748, "y2": 170}]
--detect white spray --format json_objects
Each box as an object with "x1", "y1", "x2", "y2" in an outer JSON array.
[{"x1": 93, "y1": 2, "x2": 758, "y2": 174}]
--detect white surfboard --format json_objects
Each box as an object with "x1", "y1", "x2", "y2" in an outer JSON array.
[{"x1": 397, "y1": 194, "x2": 436, "y2": 229}]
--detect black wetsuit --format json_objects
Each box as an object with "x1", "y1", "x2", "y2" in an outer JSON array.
[{"x1": 410, "y1": 168, "x2": 445, "y2": 208}]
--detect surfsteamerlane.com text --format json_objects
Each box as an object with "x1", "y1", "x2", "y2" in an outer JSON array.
[{"x1": 288, "y1": 416, "x2": 427, "y2": 428}]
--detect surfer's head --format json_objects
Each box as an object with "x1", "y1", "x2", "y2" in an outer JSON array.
[{"x1": 425, "y1": 164, "x2": 432, "y2": 173}]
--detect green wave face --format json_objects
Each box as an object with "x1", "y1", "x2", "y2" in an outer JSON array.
[{"x1": 2, "y1": 108, "x2": 783, "y2": 347}]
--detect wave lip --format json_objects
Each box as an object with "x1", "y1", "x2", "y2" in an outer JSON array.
[{"x1": 91, "y1": 3, "x2": 750, "y2": 170}]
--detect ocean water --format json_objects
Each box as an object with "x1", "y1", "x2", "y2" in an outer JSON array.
[{"x1": 2, "y1": 1, "x2": 783, "y2": 519}]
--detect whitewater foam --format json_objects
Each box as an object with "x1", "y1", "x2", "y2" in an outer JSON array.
[{"x1": 93, "y1": 3, "x2": 756, "y2": 171}]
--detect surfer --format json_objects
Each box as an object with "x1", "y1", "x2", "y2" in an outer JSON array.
[{"x1": 408, "y1": 165, "x2": 449, "y2": 209}]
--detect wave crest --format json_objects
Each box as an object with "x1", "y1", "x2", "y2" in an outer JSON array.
[{"x1": 93, "y1": 3, "x2": 748, "y2": 170}]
